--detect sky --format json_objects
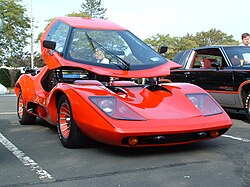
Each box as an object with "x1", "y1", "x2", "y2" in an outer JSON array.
[{"x1": 21, "y1": 0, "x2": 248, "y2": 50}]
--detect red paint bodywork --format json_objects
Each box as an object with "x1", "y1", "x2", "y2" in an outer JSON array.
[{"x1": 15, "y1": 17, "x2": 232, "y2": 147}]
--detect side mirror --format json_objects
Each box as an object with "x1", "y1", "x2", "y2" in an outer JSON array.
[
  {"x1": 43, "y1": 40, "x2": 56, "y2": 50},
  {"x1": 158, "y1": 46, "x2": 168, "y2": 54}
]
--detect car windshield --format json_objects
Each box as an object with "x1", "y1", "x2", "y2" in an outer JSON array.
[
  {"x1": 65, "y1": 29, "x2": 167, "y2": 70},
  {"x1": 224, "y1": 46, "x2": 250, "y2": 66}
]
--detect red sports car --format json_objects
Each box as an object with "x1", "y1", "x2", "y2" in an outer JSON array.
[{"x1": 15, "y1": 17, "x2": 232, "y2": 148}]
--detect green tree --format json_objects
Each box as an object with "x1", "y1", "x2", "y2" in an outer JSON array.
[
  {"x1": 144, "y1": 34, "x2": 176, "y2": 59},
  {"x1": 170, "y1": 36, "x2": 198, "y2": 59},
  {"x1": 80, "y1": 0, "x2": 107, "y2": 19},
  {"x1": 173, "y1": 34, "x2": 199, "y2": 50},
  {"x1": 144, "y1": 34, "x2": 173, "y2": 50},
  {"x1": 0, "y1": 0, "x2": 30, "y2": 67},
  {"x1": 67, "y1": 12, "x2": 91, "y2": 18},
  {"x1": 144, "y1": 29, "x2": 239, "y2": 60},
  {"x1": 0, "y1": 18, "x2": 3, "y2": 31},
  {"x1": 194, "y1": 29, "x2": 238, "y2": 46},
  {"x1": 11, "y1": 51, "x2": 44, "y2": 68}
]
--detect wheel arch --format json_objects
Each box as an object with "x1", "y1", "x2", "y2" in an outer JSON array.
[
  {"x1": 47, "y1": 88, "x2": 82, "y2": 124},
  {"x1": 239, "y1": 81, "x2": 250, "y2": 121},
  {"x1": 46, "y1": 90, "x2": 66, "y2": 124},
  {"x1": 14, "y1": 83, "x2": 21, "y2": 96},
  {"x1": 15, "y1": 82, "x2": 37, "y2": 112},
  {"x1": 239, "y1": 81, "x2": 250, "y2": 103}
]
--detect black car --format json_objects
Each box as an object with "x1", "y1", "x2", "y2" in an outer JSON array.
[{"x1": 167, "y1": 46, "x2": 250, "y2": 120}]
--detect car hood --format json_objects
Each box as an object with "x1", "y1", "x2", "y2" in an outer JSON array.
[
  {"x1": 115, "y1": 86, "x2": 201, "y2": 119},
  {"x1": 69, "y1": 83, "x2": 204, "y2": 120}
]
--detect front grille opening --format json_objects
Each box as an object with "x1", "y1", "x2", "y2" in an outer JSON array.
[{"x1": 121, "y1": 128, "x2": 229, "y2": 145}]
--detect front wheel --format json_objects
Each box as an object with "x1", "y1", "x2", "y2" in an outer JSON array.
[
  {"x1": 244, "y1": 91, "x2": 250, "y2": 121},
  {"x1": 57, "y1": 94, "x2": 92, "y2": 148},
  {"x1": 17, "y1": 92, "x2": 36, "y2": 125}
]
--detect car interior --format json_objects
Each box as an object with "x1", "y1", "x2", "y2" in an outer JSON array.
[
  {"x1": 40, "y1": 68, "x2": 138, "y2": 93},
  {"x1": 191, "y1": 49, "x2": 228, "y2": 69}
]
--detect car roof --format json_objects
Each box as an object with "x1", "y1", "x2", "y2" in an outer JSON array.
[
  {"x1": 40, "y1": 17, "x2": 182, "y2": 78},
  {"x1": 54, "y1": 17, "x2": 126, "y2": 30},
  {"x1": 174, "y1": 45, "x2": 250, "y2": 61},
  {"x1": 176, "y1": 45, "x2": 250, "y2": 56},
  {"x1": 192, "y1": 45, "x2": 250, "y2": 50}
]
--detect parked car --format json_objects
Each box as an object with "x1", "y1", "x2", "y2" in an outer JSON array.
[
  {"x1": 15, "y1": 17, "x2": 232, "y2": 148},
  {"x1": 0, "y1": 83, "x2": 7, "y2": 95},
  {"x1": 167, "y1": 45, "x2": 250, "y2": 120}
]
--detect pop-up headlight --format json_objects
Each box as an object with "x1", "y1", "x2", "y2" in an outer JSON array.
[
  {"x1": 186, "y1": 93, "x2": 223, "y2": 116},
  {"x1": 90, "y1": 96, "x2": 145, "y2": 120}
]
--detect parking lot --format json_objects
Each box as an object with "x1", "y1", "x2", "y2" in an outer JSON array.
[{"x1": 0, "y1": 94, "x2": 250, "y2": 187}]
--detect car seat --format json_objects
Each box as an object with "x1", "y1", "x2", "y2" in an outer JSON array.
[{"x1": 202, "y1": 58, "x2": 217, "y2": 68}]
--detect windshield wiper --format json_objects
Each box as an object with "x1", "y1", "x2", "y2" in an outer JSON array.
[
  {"x1": 85, "y1": 33, "x2": 130, "y2": 70},
  {"x1": 85, "y1": 32, "x2": 95, "y2": 51}
]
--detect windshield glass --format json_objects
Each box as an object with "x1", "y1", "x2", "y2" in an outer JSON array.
[
  {"x1": 65, "y1": 29, "x2": 167, "y2": 70},
  {"x1": 224, "y1": 46, "x2": 250, "y2": 66}
]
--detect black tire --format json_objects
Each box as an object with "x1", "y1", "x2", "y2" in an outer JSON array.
[
  {"x1": 244, "y1": 91, "x2": 250, "y2": 121},
  {"x1": 17, "y1": 92, "x2": 36, "y2": 125},
  {"x1": 57, "y1": 94, "x2": 92, "y2": 148}
]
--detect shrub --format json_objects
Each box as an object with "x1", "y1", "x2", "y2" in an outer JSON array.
[
  {"x1": 15, "y1": 69, "x2": 22, "y2": 83},
  {"x1": 0, "y1": 68, "x2": 11, "y2": 87}
]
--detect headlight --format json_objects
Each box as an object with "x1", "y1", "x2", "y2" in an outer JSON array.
[
  {"x1": 90, "y1": 96, "x2": 145, "y2": 120},
  {"x1": 186, "y1": 93, "x2": 223, "y2": 116},
  {"x1": 98, "y1": 99, "x2": 114, "y2": 115}
]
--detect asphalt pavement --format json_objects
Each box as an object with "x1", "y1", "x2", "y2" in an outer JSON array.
[{"x1": 0, "y1": 95, "x2": 250, "y2": 187}]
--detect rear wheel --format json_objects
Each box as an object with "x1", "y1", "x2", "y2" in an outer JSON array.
[
  {"x1": 57, "y1": 94, "x2": 92, "y2": 148},
  {"x1": 244, "y1": 91, "x2": 250, "y2": 121},
  {"x1": 17, "y1": 92, "x2": 36, "y2": 125}
]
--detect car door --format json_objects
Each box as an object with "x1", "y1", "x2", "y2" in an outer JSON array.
[
  {"x1": 171, "y1": 47, "x2": 235, "y2": 107},
  {"x1": 41, "y1": 20, "x2": 71, "y2": 69},
  {"x1": 170, "y1": 50, "x2": 193, "y2": 82},
  {"x1": 189, "y1": 66, "x2": 235, "y2": 106}
]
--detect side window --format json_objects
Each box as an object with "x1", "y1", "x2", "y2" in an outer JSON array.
[
  {"x1": 193, "y1": 49, "x2": 226, "y2": 68},
  {"x1": 173, "y1": 50, "x2": 191, "y2": 66},
  {"x1": 46, "y1": 21, "x2": 70, "y2": 55},
  {"x1": 200, "y1": 55, "x2": 223, "y2": 68},
  {"x1": 192, "y1": 54, "x2": 203, "y2": 68},
  {"x1": 67, "y1": 29, "x2": 94, "y2": 62}
]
